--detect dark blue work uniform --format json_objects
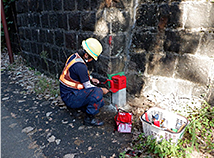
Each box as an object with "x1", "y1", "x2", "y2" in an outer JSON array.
[{"x1": 59, "y1": 53, "x2": 104, "y2": 115}]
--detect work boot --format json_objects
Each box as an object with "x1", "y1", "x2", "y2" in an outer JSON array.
[
  {"x1": 84, "y1": 114, "x2": 104, "y2": 126},
  {"x1": 67, "y1": 107, "x2": 82, "y2": 118}
]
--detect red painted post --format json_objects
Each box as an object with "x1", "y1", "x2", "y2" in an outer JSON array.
[{"x1": 1, "y1": 0, "x2": 14, "y2": 63}]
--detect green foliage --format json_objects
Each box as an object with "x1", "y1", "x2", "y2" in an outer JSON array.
[
  {"x1": 133, "y1": 134, "x2": 186, "y2": 158},
  {"x1": 125, "y1": 102, "x2": 214, "y2": 158},
  {"x1": 119, "y1": 151, "x2": 126, "y2": 158},
  {"x1": 1, "y1": 0, "x2": 15, "y2": 46},
  {"x1": 183, "y1": 102, "x2": 214, "y2": 154},
  {"x1": 34, "y1": 73, "x2": 60, "y2": 98}
]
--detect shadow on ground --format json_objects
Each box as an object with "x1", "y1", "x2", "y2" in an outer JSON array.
[{"x1": 1, "y1": 70, "x2": 132, "y2": 158}]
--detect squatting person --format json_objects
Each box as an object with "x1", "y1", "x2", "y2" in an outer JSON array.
[{"x1": 59, "y1": 38, "x2": 109, "y2": 126}]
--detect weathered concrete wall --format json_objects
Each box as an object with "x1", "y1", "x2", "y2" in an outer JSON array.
[{"x1": 15, "y1": 0, "x2": 214, "y2": 111}]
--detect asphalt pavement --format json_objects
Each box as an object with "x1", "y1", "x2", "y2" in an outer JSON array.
[{"x1": 1, "y1": 70, "x2": 132, "y2": 158}]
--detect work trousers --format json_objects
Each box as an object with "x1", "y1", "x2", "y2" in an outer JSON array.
[{"x1": 62, "y1": 87, "x2": 104, "y2": 115}]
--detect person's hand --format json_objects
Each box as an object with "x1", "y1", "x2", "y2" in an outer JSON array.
[
  {"x1": 91, "y1": 78, "x2": 100, "y2": 85},
  {"x1": 101, "y1": 88, "x2": 109, "y2": 95}
]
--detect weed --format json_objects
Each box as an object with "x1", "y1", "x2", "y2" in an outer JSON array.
[
  {"x1": 125, "y1": 101, "x2": 214, "y2": 158},
  {"x1": 40, "y1": 51, "x2": 49, "y2": 73},
  {"x1": 34, "y1": 75, "x2": 60, "y2": 98},
  {"x1": 119, "y1": 151, "x2": 126, "y2": 158}
]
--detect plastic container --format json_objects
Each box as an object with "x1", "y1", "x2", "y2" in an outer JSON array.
[{"x1": 140, "y1": 107, "x2": 189, "y2": 143}]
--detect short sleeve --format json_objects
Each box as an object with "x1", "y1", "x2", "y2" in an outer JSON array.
[{"x1": 69, "y1": 62, "x2": 89, "y2": 83}]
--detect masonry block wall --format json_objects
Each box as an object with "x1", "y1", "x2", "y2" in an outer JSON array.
[
  {"x1": 15, "y1": 0, "x2": 214, "y2": 109},
  {"x1": 15, "y1": 0, "x2": 134, "y2": 79},
  {"x1": 128, "y1": 0, "x2": 214, "y2": 109}
]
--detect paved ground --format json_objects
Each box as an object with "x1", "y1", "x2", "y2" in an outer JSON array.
[{"x1": 1, "y1": 70, "x2": 132, "y2": 158}]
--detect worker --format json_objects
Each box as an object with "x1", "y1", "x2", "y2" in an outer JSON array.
[{"x1": 59, "y1": 38, "x2": 109, "y2": 126}]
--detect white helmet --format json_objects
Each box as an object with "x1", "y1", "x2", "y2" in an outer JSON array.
[{"x1": 82, "y1": 38, "x2": 103, "y2": 60}]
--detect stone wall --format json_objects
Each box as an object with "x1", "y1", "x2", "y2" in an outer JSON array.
[
  {"x1": 15, "y1": 0, "x2": 135, "y2": 79},
  {"x1": 15, "y1": 0, "x2": 214, "y2": 111},
  {"x1": 128, "y1": 0, "x2": 214, "y2": 112}
]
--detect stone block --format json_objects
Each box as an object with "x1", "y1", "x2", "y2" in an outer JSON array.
[
  {"x1": 82, "y1": 12, "x2": 96, "y2": 31},
  {"x1": 130, "y1": 53, "x2": 146, "y2": 73},
  {"x1": 112, "y1": 11, "x2": 130, "y2": 33},
  {"x1": 46, "y1": 30, "x2": 54, "y2": 44},
  {"x1": 175, "y1": 55, "x2": 211, "y2": 85},
  {"x1": 111, "y1": 34, "x2": 126, "y2": 56},
  {"x1": 41, "y1": 13, "x2": 49, "y2": 28},
  {"x1": 25, "y1": 28, "x2": 32, "y2": 41},
  {"x1": 65, "y1": 32, "x2": 76, "y2": 50},
  {"x1": 29, "y1": 0, "x2": 38, "y2": 12},
  {"x1": 51, "y1": 47, "x2": 60, "y2": 61},
  {"x1": 55, "y1": 30, "x2": 64, "y2": 47},
  {"x1": 53, "y1": 0, "x2": 62, "y2": 11},
  {"x1": 176, "y1": 81, "x2": 193, "y2": 97},
  {"x1": 91, "y1": 0, "x2": 99, "y2": 10},
  {"x1": 64, "y1": 0, "x2": 75, "y2": 11},
  {"x1": 147, "y1": 53, "x2": 177, "y2": 77},
  {"x1": 16, "y1": 0, "x2": 28, "y2": 13},
  {"x1": 158, "y1": 4, "x2": 170, "y2": 18},
  {"x1": 184, "y1": 3, "x2": 211, "y2": 28},
  {"x1": 59, "y1": 48, "x2": 68, "y2": 63},
  {"x1": 167, "y1": 3, "x2": 183, "y2": 29},
  {"x1": 68, "y1": 13, "x2": 80, "y2": 30},
  {"x1": 95, "y1": 18, "x2": 110, "y2": 36},
  {"x1": 112, "y1": 88, "x2": 126, "y2": 107},
  {"x1": 77, "y1": 0, "x2": 90, "y2": 11},
  {"x1": 28, "y1": 14, "x2": 34, "y2": 27},
  {"x1": 136, "y1": 4, "x2": 157, "y2": 27},
  {"x1": 179, "y1": 31, "x2": 200, "y2": 54},
  {"x1": 37, "y1": 43, "x2": 43, "y2": 55},
  {"x1": 58, "y1": 13, "x2": 68, "y2": 30},
  {"x1": 39, "y1": 29, "x2": 46, "y2": 43},
  {"x1": 132, "y1": 31, "x2": 157, "y2": 51},
  {"x1": 163, "y1": 31, "x2": 180, "y2": 53},
  {"x1": 16, "y1": 1, "x2": 23, "y2": 13},
  {"x1": 21, "y1": 14, "x2": 28, "y2": 27},
  {"x1": 126, "y1": 73, "x2": 144, "y2": 95},
  {"x1": 34, "y1": 14, "x2": 41, "y2": 27},
  {"x1": 44, "y1": 0, "x2": 52, "y2": 11},
  {"x1": 31, "y1": 42, "x2": 37, "y2": 55},
  {"x1": 49, "y1": 13, "x2": 58, "y2": 29},
  {"x1": 23, "y1": 41, "x2": 31, "y2": 52},
  {"x1": 113, "y1": 0, "x2": 130, "y2": 9},
  {"x1": 18, "y1": 27, "x2": 25, "y2": 40},
  {"x1": 154, "y1": 78, "x2": 187, "y2": 97},
  {"x1": 197, "y1": 32, "x2": 214, "y2": 58},
  {"x1": 36, "y1": 0, "x2": 43, "y2": 12},
  {"x1": 93, "y1": 57, "x2": 110, "y2": 75},
  {"x1": 164, "y1": 31, "x2": 200, "y2": 54},
  {"x1": 110, "y1": 56, "x2": 126, "y2": 73}
]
